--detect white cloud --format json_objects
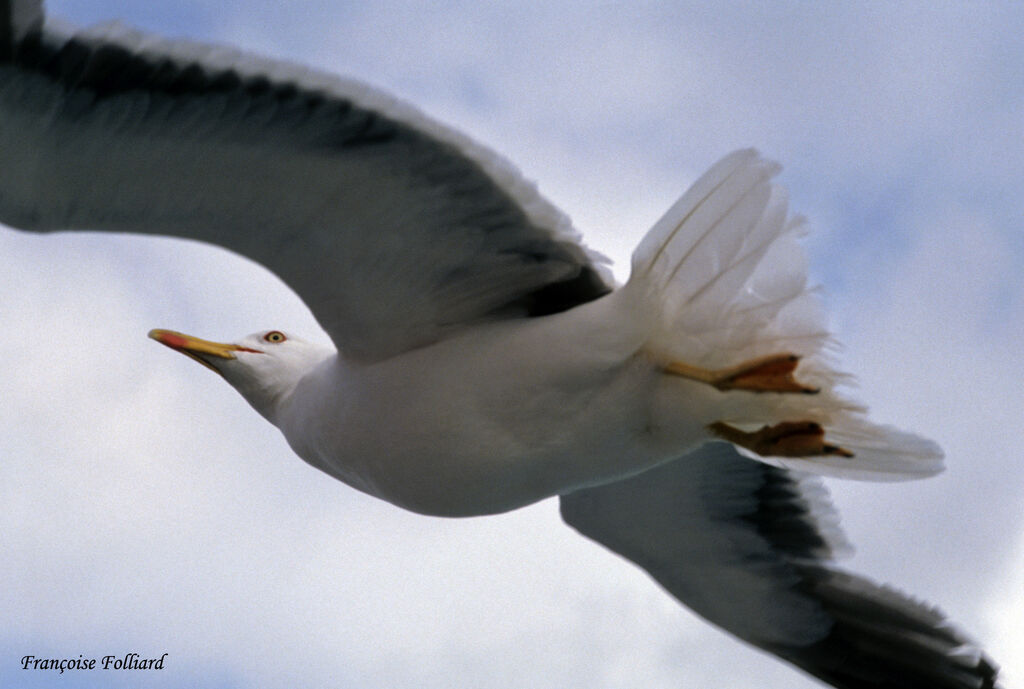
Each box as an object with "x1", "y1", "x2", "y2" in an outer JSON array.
[
  {"x1": 988, "y1": 532, "x2": 1024, "y2": 689},
  {"x1": 822, "y1": 208, "x2": 1024, "y2": 639}
]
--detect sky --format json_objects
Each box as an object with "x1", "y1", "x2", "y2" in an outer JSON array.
[{"x1": 2, "y1": 1, "x2": 1023, "y2": 688}]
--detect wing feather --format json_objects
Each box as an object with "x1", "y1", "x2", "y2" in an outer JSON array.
[
  {"x1": 0, "y1": 14, "x2": 610, "y2": 360},
  {"x1": 560, "y1": 443, "x2": 999, "y2": 689}
]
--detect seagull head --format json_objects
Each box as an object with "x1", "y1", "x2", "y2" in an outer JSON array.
[{"x1": 148, "y1": 328, "x2": 334, "y2": 422}]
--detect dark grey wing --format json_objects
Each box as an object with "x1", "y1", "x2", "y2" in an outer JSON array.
[
  {"x1": 560, "y1": 442, "x2": 1000, "y2": 689},
  {"x1": 0, "y1": 0, "x2": 39, "y2": 56},
  {"x1": 0, "y1": 3, "x2": 610, "y2": 361}
]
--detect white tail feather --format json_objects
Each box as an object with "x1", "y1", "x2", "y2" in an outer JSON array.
[
  {"x1": 628, "y1": 150, "x2": 943, "y2": 481},
  {"x1": 734, "y1": 424, "x2": 944, "y2": 481}
]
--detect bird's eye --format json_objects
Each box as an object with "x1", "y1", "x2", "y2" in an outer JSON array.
[{"x1": 264, "y1": 331, "x2": 287, "y2": 343}]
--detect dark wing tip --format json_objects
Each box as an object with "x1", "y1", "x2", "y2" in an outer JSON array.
[{"x1": 775, "y1": 565, "x2": 1001, "y2": 689}]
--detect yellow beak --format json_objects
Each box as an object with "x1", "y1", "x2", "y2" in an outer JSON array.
[{"x1": 148, "y1": 329, "x2": 257, "y2": 375}]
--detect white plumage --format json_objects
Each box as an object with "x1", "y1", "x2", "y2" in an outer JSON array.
[{"x1": 0, "y1": 2, "x2": 999, "y2": 688}]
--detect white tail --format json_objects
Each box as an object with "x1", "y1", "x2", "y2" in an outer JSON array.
[{"x1": 626, "y1": 150, "x2": 943, "y2": 481}]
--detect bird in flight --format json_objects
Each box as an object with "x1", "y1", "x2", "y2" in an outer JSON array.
[{"x1": 0, "y1": 1, "x2": 1000, "y2": 687}]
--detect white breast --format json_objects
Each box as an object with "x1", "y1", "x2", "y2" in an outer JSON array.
[{"x1": 275, "y1": 293, "x2": 663, "y2": 516}]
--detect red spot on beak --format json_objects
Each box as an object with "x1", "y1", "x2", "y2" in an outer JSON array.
[{"x1": 158, "y1": 332, "x2": 190, "y2": 349}]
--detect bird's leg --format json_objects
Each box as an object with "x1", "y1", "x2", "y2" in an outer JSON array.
[
  {"x1": 664, "y1": 354, "x2": 819, "y2": 394},
  {"x1": 708, "y1": 421, "x2": 854, "y2": 458}
]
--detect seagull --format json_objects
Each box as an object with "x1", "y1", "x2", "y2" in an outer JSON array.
[{"x1": 0, "y1": 1, "x2": 1000, "y2": 687}]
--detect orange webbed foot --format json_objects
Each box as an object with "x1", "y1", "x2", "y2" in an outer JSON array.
[
  {"x1": 665, "y1": 353, "x2": 819, "y2": 394},
  {"x1": 708, "y1": 420, "x2": 854, "y2": 458}
]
